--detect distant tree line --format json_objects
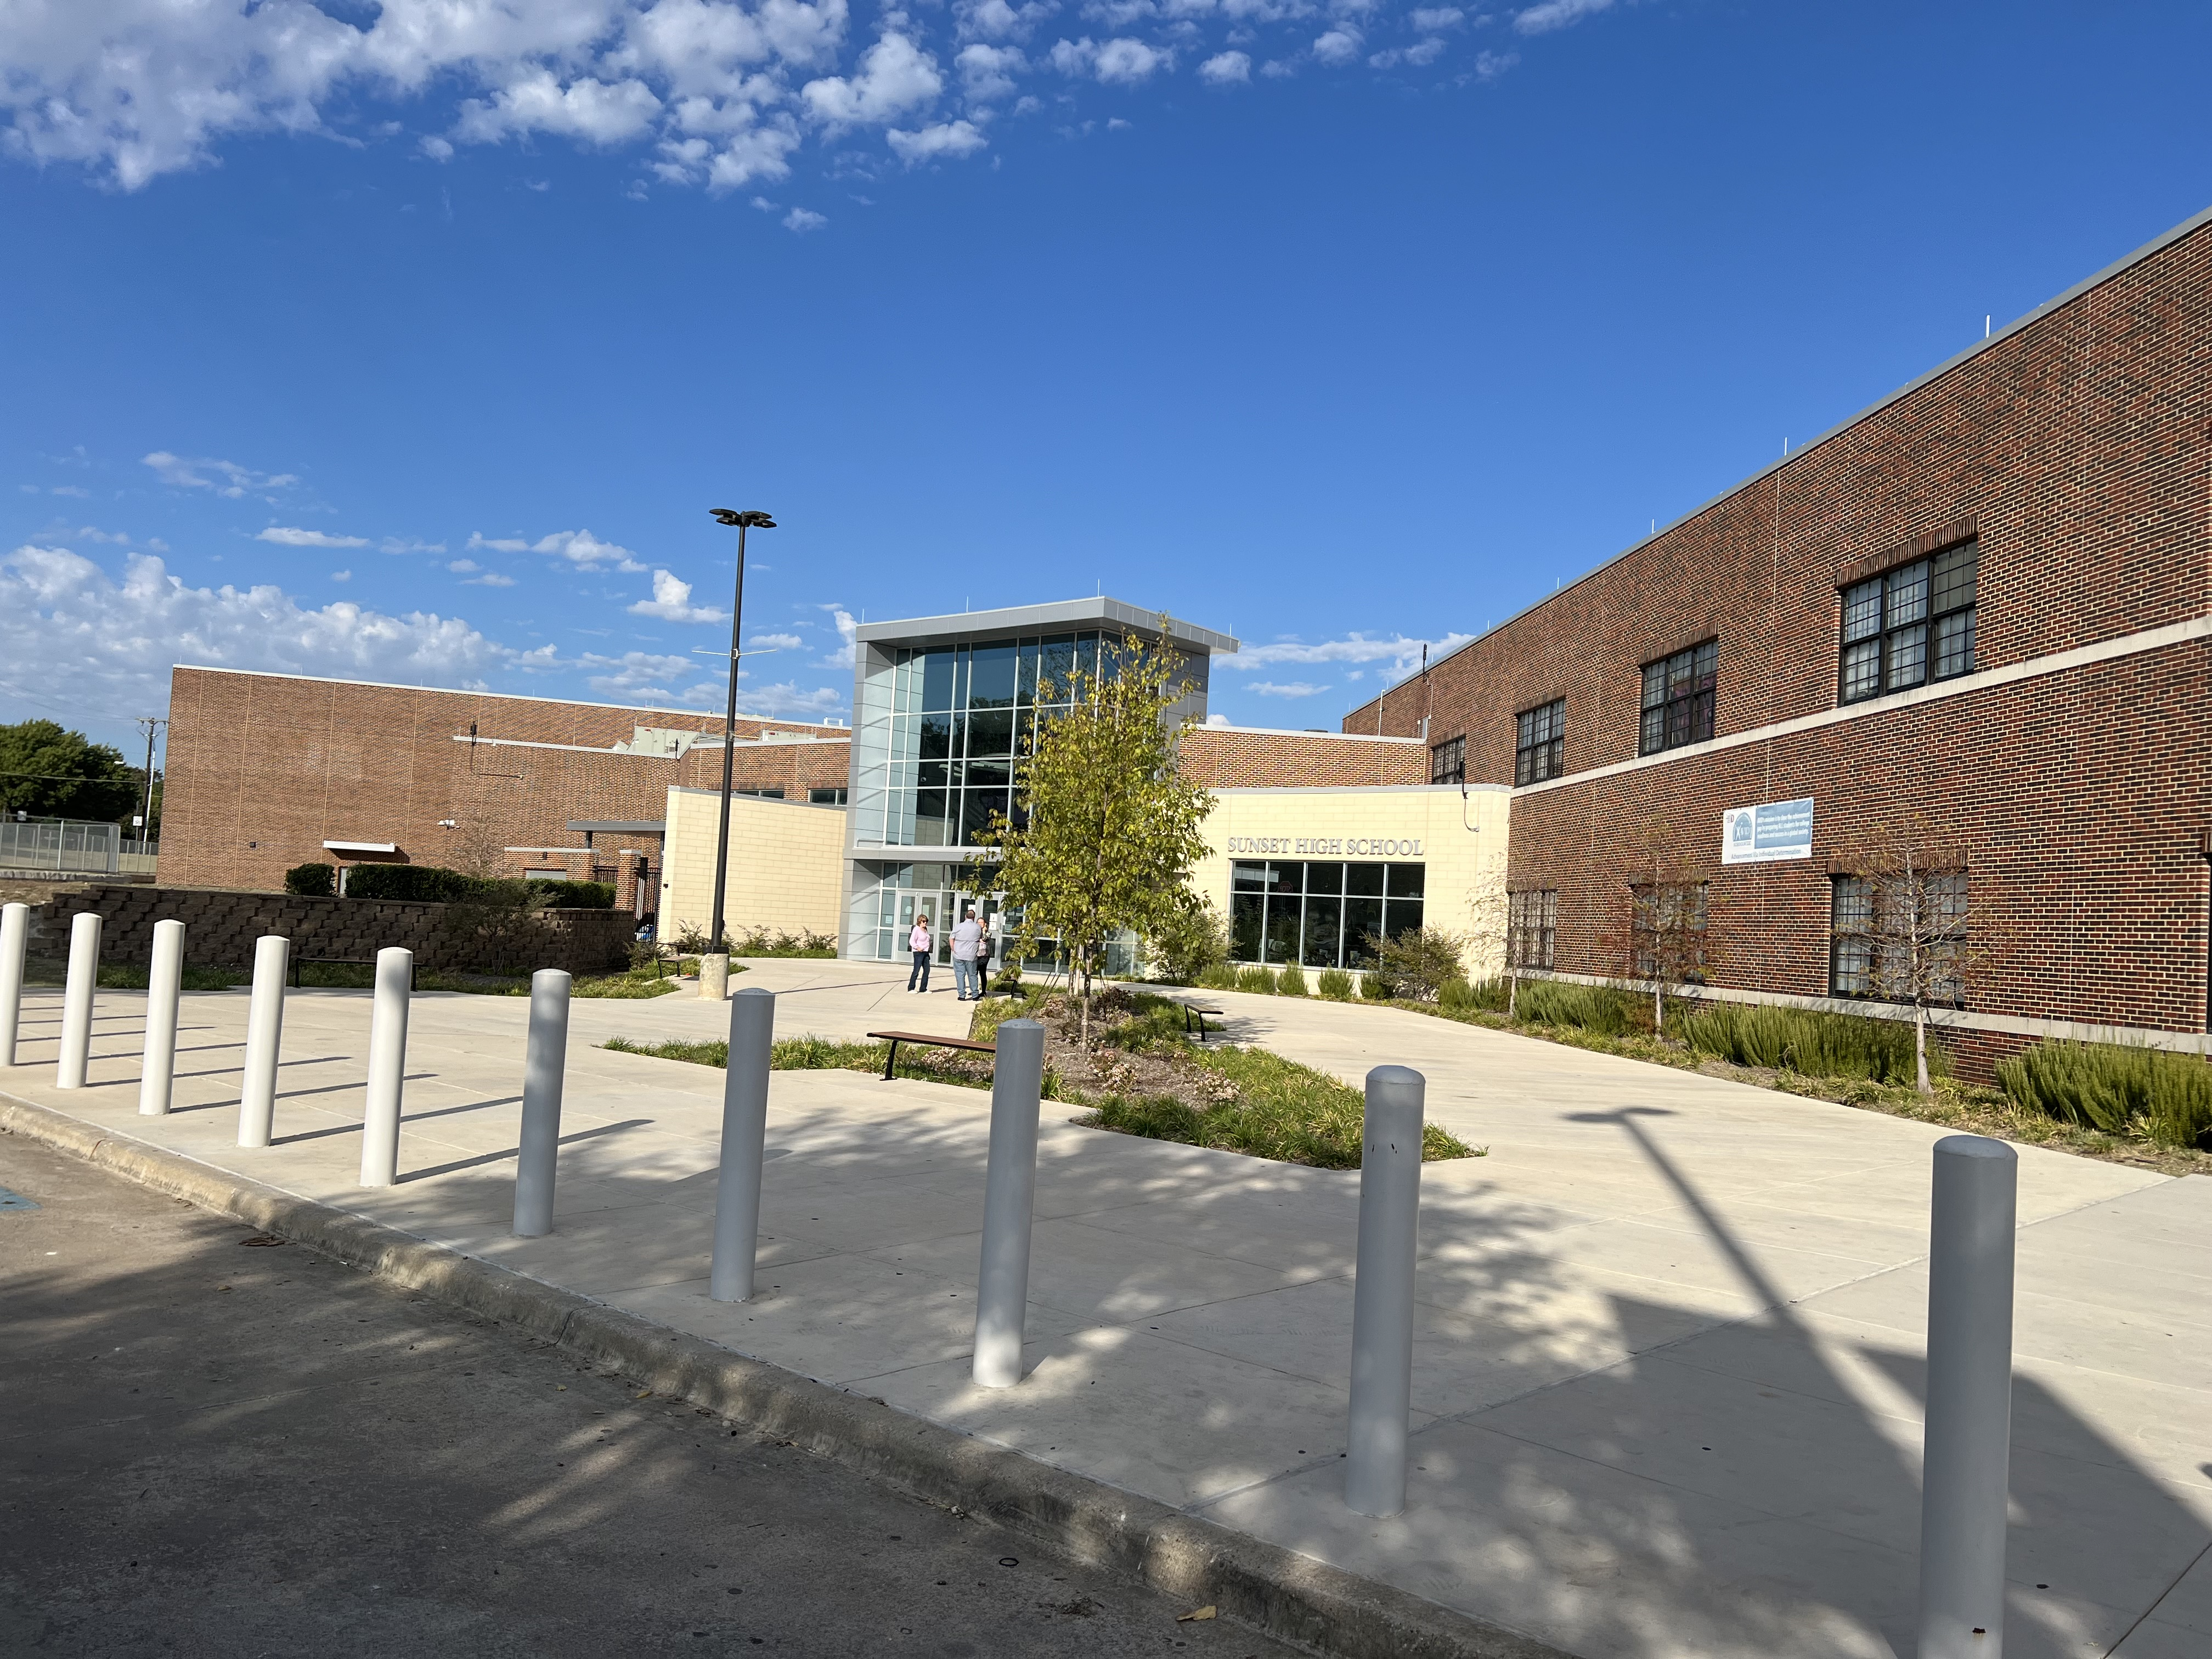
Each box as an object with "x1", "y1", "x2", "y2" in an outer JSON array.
[{"x1": 0, "y1": 720, "x2": 157, "y2": 831}]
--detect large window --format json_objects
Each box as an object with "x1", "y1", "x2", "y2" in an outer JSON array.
[
  {"x1": 1830, "y1": 872, "x2": 1967, "y2": 1003},
  {"x1": 1629, "y1": 881, "x2": 1708, "y2": 983},
  {"x1": 1840, "y1": 539, "x2": 1977, "y2": 704},
  {"x1": 1638, "y1": 642, "x2": 1717, "y2": 756},
  {"x1": 1508, "y1": 889, "x2": 1556, "y2": 970},
  {"x1": 1430, "y1": 735, "x2": 1465, "y2": 786},
  {"x1": 1230, "y1": 860, "x2": 1424, "y2": 969},
  {"x1": 1515, "y1": 699, "x2": 1564, "y2": 785}
]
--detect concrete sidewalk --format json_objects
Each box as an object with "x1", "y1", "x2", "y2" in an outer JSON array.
[{"x1": 3, "y1": 963, "x2": 2207, "y2": 1658}]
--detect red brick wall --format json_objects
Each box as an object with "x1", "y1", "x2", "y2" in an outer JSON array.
[
  {"x1": 1341, "y1": 213, "x2": 2212, "y2": 1045},
  {"x1": 161, "y1": 669, "x2": 852, "y2": 898},
  {"x1": 1180, "y1": 726, "x2": 1426, "y2": 788}
]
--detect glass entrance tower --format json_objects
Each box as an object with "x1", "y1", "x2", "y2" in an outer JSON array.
[{"x1": 842, "y1": 598, "x2": 1239, "y2": 962}]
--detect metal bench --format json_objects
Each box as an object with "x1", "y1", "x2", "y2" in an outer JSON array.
[
  {"x1": 864, "y1": 1029, "x2": 998, "y2": 1082},
  {"x1": 291, "y1": 956, "x2": 416, "y2": 991},
  {"x1": 1182, "y1": 1003, "x2": 1226, "y2": 1041}
]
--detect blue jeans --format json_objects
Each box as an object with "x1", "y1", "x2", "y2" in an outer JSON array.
[
  {"x1": 952, "y1": 957, "x2": 979, "y2": 1000},
  {"x1": 908, "y1": 950, "x2": 932, "y2": 991}
]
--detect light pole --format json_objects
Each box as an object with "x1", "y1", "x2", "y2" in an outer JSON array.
[{"x1": 701, "y1": 507, "x2": 775, "y2": 1001}]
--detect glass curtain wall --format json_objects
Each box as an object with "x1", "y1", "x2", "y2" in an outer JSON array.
[{"x1": 1229, "y1": 860, "x2": 1425, "y2": 969}]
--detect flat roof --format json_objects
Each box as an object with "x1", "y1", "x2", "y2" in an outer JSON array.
[
  {"x1": 1347, "y1": 198, "x2": 2212, "y2": 714},
  {"x1": 173, "y1": 663, "x2": 846, "y2": 730},
  {"x1": 853, "y1": 596, "x2": 1239, "y2": 656},
  {"x1": 1195, "y1": 720, "x2": 1421, "y2": 745},
  {"x1": 568, "y1": 820, "x2": 665, "y2": 834}
]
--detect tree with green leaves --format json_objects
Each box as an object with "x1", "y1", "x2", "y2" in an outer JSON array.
[
  {"x1": 0, "y1": 720, "x2": 142, "y2": 823},
  {"x1": 976, "y1": 626, "x2": 1215, "y2": 1045}
]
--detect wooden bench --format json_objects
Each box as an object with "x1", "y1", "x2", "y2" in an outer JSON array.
[
  {"x1": 865, "y1": 1030, "x2": 997, "y2": 1082},
  {"x1": 1182, "y1": 1003, "x2": 1226, "y2": 1041},
  {"x1": 291, "y1": 956, "x2": 415, "y2": 991}
]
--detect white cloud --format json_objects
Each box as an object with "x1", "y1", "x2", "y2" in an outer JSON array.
[
  {"x1": 749, "y1": 631, "x2": 805, "y2": 650},
  {"x1": 1049, "y1": 36, "x2": 1172, "y2": 82},
  {"x1": 472, "y1": 528, "x2": 648, "y2": 572},
  {"x1": 1408, "y1": 7, "x2": 1463, "y2": 28},
  {"x1": 258, "y1": 526, "x2": 369, "y2": 549},
  {"x1": 143, "y1": 451, "x2": 297, "y2": 498},
  {"x1": 727, "y1": 678, "x2": 847, "y2": 718},
  {"x1": 465, "y1": 572, "x2": 517, "y2": 586},
  {"x1": 453, "y1": 74, "x2": 664, "y2": 148},
  {"x1": 957, "y1": 0, "x2": 1059, "y2": 42},
  {"x1": 380, "y1": 537, "x2": 447, "y2": 554},
  {"x1": 956, "y1": 42, "x2": 1027, "y2": 100},
  {"x1": 1248, "y1": 680, "x2": 1330, "y2": 697},
  {"x1": 449, "y1": 558, "x2": 482, "y2": 572},
  {"x1": 628, "y1": 567, "x2": 729, "y2": 622},
  {"x1": 0, "y1": 545, "x2": 516, "y2": 715},
  {"x1": 582, "y1": 649, "x2": 697, "y2": 700},
  {"x1": 49, "y1": 484, "x2": 90, "y2": 499},
  {"x1": 1369, "y1": 36, "x2": 1445, "y2": 67},
  {"x1": 1311, "y1": 27, "x2": 1361, "y2": 64},
  {"x1": 1515, "y1": 0, "x2": 1612, "y2": 31},
  {"x1": 1223, "y1": 630, "x2": 1476, "y2": 678},
  {"x1": 801, "y1": 32, "x2": 943, "y2": 126},
  {"x1": 783, "y1": 206, "x2": 828, "y2": 231},
  {"x1": 888, "y1": 119, "x2": 988, "y2": 163},
  {"x1": 1198, "y1": 49, "x2": 1250, "y2": 82},
  {"x1": 816, "y1": 603, "x2": 860, "y2": 667},
  {"x1": 330, "y1": 569, "x2": 352, "y2": 582}
]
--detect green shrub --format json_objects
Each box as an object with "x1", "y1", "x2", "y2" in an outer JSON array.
[
  {"x1": 1996, "y1": 1041, "x2": 2212, "y2": 1149},
  {"x1": 1676, "y1": 1001, "x2": 1940, "y2": 1084},
  {"x1": 1515, "y1": 979, "x2": 1639, "y2": 1036},
  {"x1": 284, "y1": 861, "x2": 334, "y2": 897},
  {"x1": 1235, "y1": 964, "x2": 1277, "y2": 995},
  {"x1": 526, "y1": 878, "x2": 616, "y2": 909},
  {"x1": 1196, "y1": 962, "x2": 1240, "y2": 991},
  {"x1": 727, "y1": 926, "x2": 838, "y2": 958},
  {"x1": 1274, "y1": 962, "x2": 1308, "y2": 997},
  {"x1": 1315, "y1": 967, "x2": 1354, "y2": 1001},
  {"x1": 1363, "y1": 928, "x2": 1466, "y2": 1002},
  {"x1": 1143, "y1": 899, "x2": 1229, "y2": 985},
  {"x1": 342, "y1": 864, "x2": 505, "y2": 904},
  {"x1": 1437, "y1": 977, "x2": 1478, "y2": 1012}
]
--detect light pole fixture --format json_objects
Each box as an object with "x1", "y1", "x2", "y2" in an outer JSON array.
[{"x1": 704, "y1": 509, "x2": 776, "y2": 975}]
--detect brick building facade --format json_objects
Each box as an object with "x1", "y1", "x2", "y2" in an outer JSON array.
[{"x1": 1345, "y1": 204, "x2": 2212, "y2": 1061}]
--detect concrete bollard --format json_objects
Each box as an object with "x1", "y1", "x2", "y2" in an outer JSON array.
[
  {"x1": 699, "y1": 952, "x2": 730, "y2": 1002},
  {"x1": 0, "y1": 901, "x2": 27, "y2": 1066},
  {"x1": 1916, "y1": 1133, "x2": 2018, "y2": 1659},
  {"x1": 55, "y1": 911, "x2": 101, "y2": 1089},
  {"x1": 236, "y1": 935, "x2": 291, "y2": 1148},
  {"x1": 358, "y1": 947, "x2": 414, "y2": 1188},
  {"x1": 512, "y1": 968, "x2": 573, "y2": 1238},
  {"x1": 139, "y1": 919, "x2": 186, "y2": 1116},
  {"x1": 708, "y1": 988, "x2": 777, "y2": 1300},
  {"x1": 971, "y1": 1018, "x2": 1047, "y2": 1389},
  {"x1": 1345, "y1": 1064, "x2": 1426, "y2": 1517}
]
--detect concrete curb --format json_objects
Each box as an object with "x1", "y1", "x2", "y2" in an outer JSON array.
[{"x1": 1, "y1": 1087, "x2": 1573, "y2": 1659}]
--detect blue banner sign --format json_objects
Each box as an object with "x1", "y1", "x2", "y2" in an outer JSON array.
[{"x1": 1720, "y1": 798, "x2": 1814, "y2": 865}]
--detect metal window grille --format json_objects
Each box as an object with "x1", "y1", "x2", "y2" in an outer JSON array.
[
  {"x1": 1830, "y1": 871, "x2": 1967, "y2": 1003},
  {"x1": 1514, "y1": 699, "x2": 1565, "y2": 785},
  {"x1": 1839, "y1": 539, "x2": 1977, "y2": 704},
  {"x1": 1638, "y1": 642, "x2": 1717, "y2": 757},
  {"x1": 1508, "y1": 888, "x2": 1556, "y2": 970}
]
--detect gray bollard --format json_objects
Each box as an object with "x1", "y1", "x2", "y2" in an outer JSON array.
[
  {"x1": 512, "y1": 969, "x2": 573, "y2": 1237},
  {"x1": 139, "y1": 919, "x2": 186, "y2": 1116},
  {"x1": 1916, "y1": 1134, "x2": 2018, "y2": 1659},
  {"x1": 708, "y1": 988, "x2": 778, "y2": 1299},
  {"x1": 55, "y1": 911, "x2": 101, "y2": 1089},
  {"x1": 1345, "y1": 1064, "x2": 1426, "y2": 1517},
  {"x1": 971, "y1": 1018, "x2": 1047, "y2": 1389},
  {"x1": 358, "y1": 947, "x2": 414, "y2": 1188},
  {"x1": 237, "y1": 935, "x2": 291, "y2": 1147},
  {"x1": 0, "y1": 900, "x2": 27, "y2": 1066}
]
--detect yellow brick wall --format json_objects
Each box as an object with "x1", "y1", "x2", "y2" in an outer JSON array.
[{"x1": 660, "y1": 786, "x2": 848, "y2": 944}]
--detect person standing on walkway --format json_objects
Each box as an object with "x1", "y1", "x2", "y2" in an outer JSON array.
[
  {"x1": 950, "y1": 908, "x2": 985, "y2": 1002},
  {"x1": 907, "y1": 914, "x2": 933, "y2": 992}
]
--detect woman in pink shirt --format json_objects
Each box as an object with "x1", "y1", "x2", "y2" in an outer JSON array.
[{"x1": 907, "y1": 914, "x2": 933, "y2": 992}]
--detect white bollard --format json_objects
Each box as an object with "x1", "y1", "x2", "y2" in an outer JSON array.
[
  {"x1": 512, "y1": 968, "x2": 573, "y2": 1237},
  {"x1": 708, "y1": 988, "x2": 777, "y2": 1299},
  {"x1": 1345, "y1": 1064, "x2": 1426, "y2": 1517},
  {"x1": 971, "y1": 1018, "x2": 1047, "y2": 1388},
  {"x1": 358, "y1": 947, "x2": 414, "y2": 1187},
  {"x1": 1916, "y1": 1134, "x2": 2018, "y2": 1659},
  {"x1": 236, "y1": 935, "x2": 291, "y2": 1148},
  {"x1": 0, "y1": 901, "x2": 27, "y2": 1066},
  {"x1": 55, "y1": 911, "x2": 101, "y2": 1089},
  {"x1": 139, "y1": 919, "x2": 186, "y2": 1116}
]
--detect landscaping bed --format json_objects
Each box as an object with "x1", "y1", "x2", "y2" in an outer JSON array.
[{"x1": 20, "y1": 956, "x2": 707, "y2": 999}]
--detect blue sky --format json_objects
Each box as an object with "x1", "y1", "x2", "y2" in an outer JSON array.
[{"x1": 4, "y1": 0, "x2": 2210, "y2": 758}]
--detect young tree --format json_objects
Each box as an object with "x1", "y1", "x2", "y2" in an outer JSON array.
[
  {"x1": 975, "y1": 625, "x2": 1214, "y2": 1045},
  {"x1": 1834, "y1": 821, "x2": 1978, "y2": 1096},
  {"x1": 1600, "y1": 820, "x2": 1713, "y2": 1035}
]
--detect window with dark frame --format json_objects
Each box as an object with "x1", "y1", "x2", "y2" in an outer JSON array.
[
  {"x1": 1508, "y1": 889, "x2": 1557, "y2": 970},
  {"x1": 1839, "y1": 539, "x2": 1977, "y2": 704},
  {"x1": 1830, "y1": 872, "x2": 1968, "y2": 1004},
  {"x1": 1638, "y1": 642, "x2": 1718, "y2": 757},
  {"x1": 1430, "y1": 735, "x2": 1465, "y2": 786},
  {"x1": 1515, "y1": 699, "x2": 1565, "y2": 786},
  {"x1": 1629, "y1": 881, "x2": 1708, "y2": 983}
]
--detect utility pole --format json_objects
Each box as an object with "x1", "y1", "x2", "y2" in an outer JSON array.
[
  {"x1": 136, "y1": 717, "x2": 166, "y2": 855},
  {"x1": 701, "y1": 509, "x2": 776, "y2": 1001}
]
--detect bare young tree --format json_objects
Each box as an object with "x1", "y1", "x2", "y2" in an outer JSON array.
[
  {"x1": 1599, "y1": 821, "x2": 1714, "y2": 1035},
  {"x1": 1833, "y1": 822, "x2": 1978, "y2": 1096}
]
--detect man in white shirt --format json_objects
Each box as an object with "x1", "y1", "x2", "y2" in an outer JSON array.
[{"x1": 950, "y1": 908, "x2": 985, "y2": 1001}]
